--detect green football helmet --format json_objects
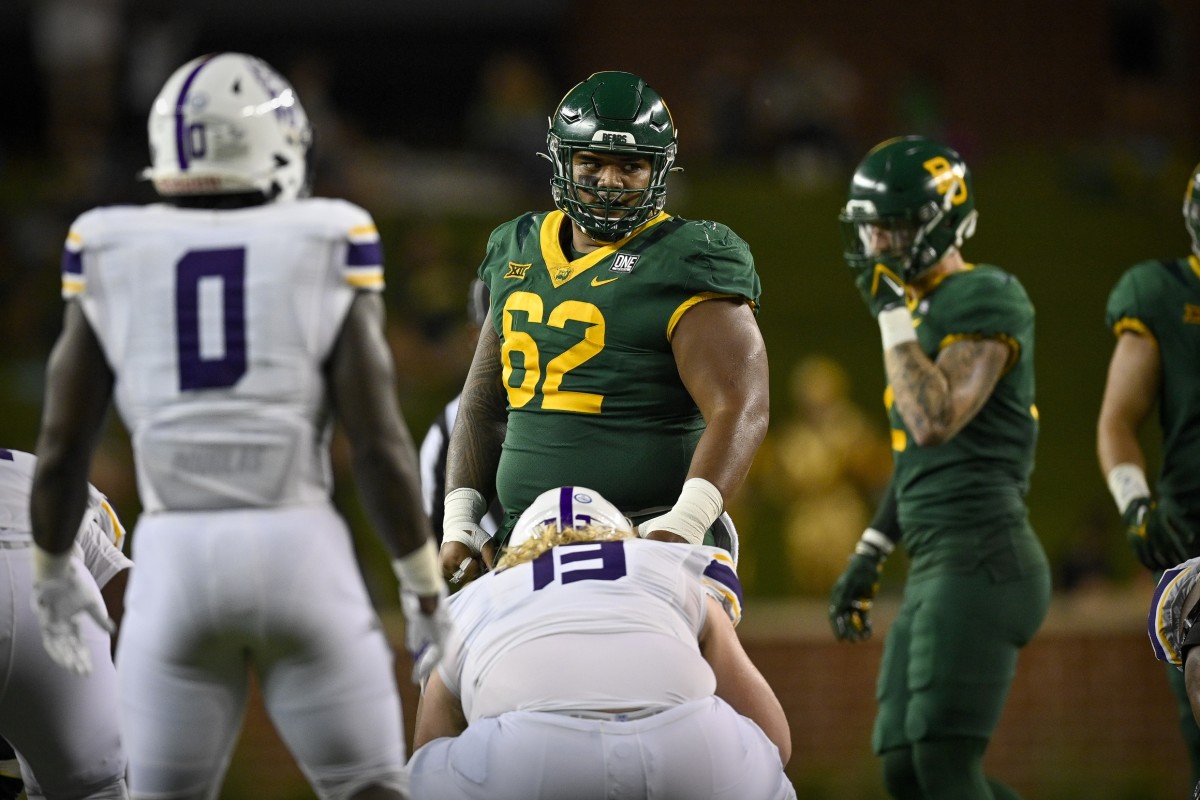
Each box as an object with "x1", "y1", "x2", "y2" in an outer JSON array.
[
  {"x1": 546, "y1": 71, "x2": 677, "y2": 242},
  {"x1": 1184, "y1": 161, "x2": 1200, "y2": 256},
  {"x1": 839, "y1": 136, "x2": 978, "y2": 283}
]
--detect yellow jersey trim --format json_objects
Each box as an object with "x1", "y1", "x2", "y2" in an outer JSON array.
[
  {"x1": 1112, "y1": 317, "x2": 1157, "y2": 347},
  {"x1": 62, "y1": 276, "x2": 85, "y2": 297},
  {"x1": 100, "y1": 498, "x2": 125, "y2": 551},
  {"x1": 538, "y1": 210, "x2": 670, "y2": 289},
  {"x1": 666, "y1": 292, "x2": 741, "y2": 342},
  {"x1": 345, "y1": 271, "x2": 384, "y2": 289}
]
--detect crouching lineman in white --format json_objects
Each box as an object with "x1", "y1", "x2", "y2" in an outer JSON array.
[
  {"x1": 2, "y1": 448, "x2": 131, "y2": 799},
  {"x1": 409, "y1": 486, "x2": 795, "y2": 799},
  {"x1": 30, "y1": 52, "x2": 451, "y2": 800}
]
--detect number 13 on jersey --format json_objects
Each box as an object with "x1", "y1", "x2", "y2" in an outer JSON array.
[{"x1": 531, "y1": 541, "x2": 628, "y2": 590}]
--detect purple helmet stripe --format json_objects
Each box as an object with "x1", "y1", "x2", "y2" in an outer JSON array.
[
  {"x1": 558, "y1": 486, "x2": 574, "y2": 529},
  {"x1": 174, "y1": 55, "x2": 216, "y2": 171}
]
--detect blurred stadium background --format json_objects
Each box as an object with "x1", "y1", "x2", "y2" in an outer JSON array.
[{"x1": 1, "y1": 0, "x2": 1199, "y2": 796}]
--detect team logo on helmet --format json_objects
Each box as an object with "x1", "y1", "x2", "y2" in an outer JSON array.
[
  {"x1": 545, "y1": 71, "x2": 677, "y2": 242},
  {"x1": 508, "y1": 485, "x2": 632, "y2": 549},
  {"x1": 839, "y1": 136, "x2": 978, "y2": 283},
  {"x1": 144, "y1": 52, "x2": 312, "y2": 203}
]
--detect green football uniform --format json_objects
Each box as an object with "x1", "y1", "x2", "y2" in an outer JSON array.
[
  {"x1": 1106, "y1": 254, "x2": 1200, "y2": 779},
  {"x1": 888, "y1": 263, "x2": 1046, "y2": 581},
  {"x1": 1106, "y1": 255, "x2": 1200, "y2": 533},
  {"x1": 478, "y1": 209, "x2": 760, "y2": 540},
  {"x1": 874, "y1": 263, "x2": 1051, "y2": 754}
]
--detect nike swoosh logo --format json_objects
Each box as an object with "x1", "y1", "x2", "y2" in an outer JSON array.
[{"x1": 591, "y1": 276, "x2": 619, "y2": 287}]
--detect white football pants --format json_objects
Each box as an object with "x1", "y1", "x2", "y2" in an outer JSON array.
[
  {"x1": 117, "y1": 504, "x2": 406, "y2": 800},
  {"x1": 408, "y1": 696, "x2": 795, "y2": 799}
]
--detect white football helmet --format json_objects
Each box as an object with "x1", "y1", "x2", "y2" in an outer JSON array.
[
  {"x1": 509, "y1": 486, "x2": 632, "y2": 548},
  {"x1": 145, "y1": 52, "x2": 312, "y2": 201}
]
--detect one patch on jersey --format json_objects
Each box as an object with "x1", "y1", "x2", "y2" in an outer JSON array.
[
  {"x1": 610, "y1": 252, "x2": 640, "y2": 273},
  {"x1": 1184, "y1": 303, "x2": 1200, "y2": 324},
  {"x1": 506, "y1": 262, "x2": 531, "y2": 279}
]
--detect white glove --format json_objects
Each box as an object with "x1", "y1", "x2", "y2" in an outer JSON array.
[
  {"x1": 32, "y1": 547, "x2": 113, "y2": 676},
  {"x1": 400, "y1": 589, "x2": 454, "y2": 685}
]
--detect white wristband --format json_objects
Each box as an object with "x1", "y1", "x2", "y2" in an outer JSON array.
[
  {"x1": 878, "y1": 306, "x2": 917, "y2": 350},
  {"x1": 392, "y1": 538, "x2": 445, "y2": 597},
  {"x1": 1107, "y1": 463, "x2": 1150, "y2": 514},
  {"x1": 33, "y1": 545, "x2": 71, "y2": 582},
  {"x1": 857, "y1": 527, "x2": 895, "y2": 557},
  {"x1": 639, "y1": 478, "x2": 724, "y2": 546},
  {"x1": 442, "y1": 487, "x2": 492, "y2": 553}
]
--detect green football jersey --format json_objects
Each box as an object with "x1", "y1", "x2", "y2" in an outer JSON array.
[
  {"x1": 1106, "y1": 255, "x2": 1200, "y2": 531},
  {"x1": 478, "y1": 210, "x2": 760, "y2": 531},
  {"x1": 887, "y1": 264, "x2": 1039, "y2": 568}
]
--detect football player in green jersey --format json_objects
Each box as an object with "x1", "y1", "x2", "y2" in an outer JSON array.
[
  {"x1": 829, "y1": 136, "x2": 1050, "y2": 799},
  {"x1": 1098, "y1": 160, "x2": 1200, "y2": 786},
  {"x1": 437, "y1": 71, "x2": 768, "y2": 581}
]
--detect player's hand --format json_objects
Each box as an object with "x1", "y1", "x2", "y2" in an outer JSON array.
[
  {"x1": 850, "y1": 261, "x2": 906, "y2": 317},
  {"x1": 400, "y1": 589, "x2": 454, "y2": 684},
  {"x1": 1125, "y1": 497, "x2": 1191, "y2": 571},
  {"x1": 829, "y1": 543, "x2": 887, "y2": 643},
  {"x1": 32, "y1": 552, "x2": 113, "y2": 676},
  {"x1": 439, "y1": 537, "x2": 495, "y2": 585},
  {"x1": 638, "y1": 521, "x2": 688, "y2": 544},
  {"x1": 441, "y1": 488, "x2": 497, "y2": 585}
]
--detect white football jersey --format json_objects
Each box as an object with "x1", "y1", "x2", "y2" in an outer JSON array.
[
  {"x1": 439, "y1": 538, "x2": 743, "y2": 722},
  {"x1": 0, "y1": 448, "x2": 130, "y2": 587},
  {"x1": 60, "y1": 199, "x2": 385, "y2": 513}
]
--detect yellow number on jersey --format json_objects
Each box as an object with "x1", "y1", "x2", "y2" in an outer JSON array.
[{"x1": 501, "y1": 291, "x2": 605, "y2": 413}]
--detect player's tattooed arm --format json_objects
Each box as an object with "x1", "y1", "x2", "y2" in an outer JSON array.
[
  {"x1": 885, "y1": 337, "x2": 1010, "y2": 447},
  {"x1": 445, "y1": 323, "x2": 507, "y2": 499}
]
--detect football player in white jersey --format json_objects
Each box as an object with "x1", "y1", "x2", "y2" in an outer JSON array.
[
  {"x1": 409, "y1": 485, "x2": 795, "y2": 799},
  {"x1": 29, "y1": 52, "x2": 450, "y2": 800},
  {"x1": 0, "y1": 447, "x2": 131, "y2": 799}
]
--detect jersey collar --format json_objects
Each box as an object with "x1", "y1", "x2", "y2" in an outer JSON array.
[{"x1": 539, "y1": 210, "x2": 670, "y2": 288}]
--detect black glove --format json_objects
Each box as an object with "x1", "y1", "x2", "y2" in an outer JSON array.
[
  {"x1": 1125, "y1": 497, "x2": 1191, "y2": 571},
  {"x1": 829, "y1": 535, "x2": 888, "y2": 642},
  {"x1": 850, "y1": 261, "x2": 906, "y2": 318}
]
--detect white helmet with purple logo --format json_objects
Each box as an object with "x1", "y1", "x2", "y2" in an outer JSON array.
[
  {"x1": 145, "y1": 52, "x2": 312, "y2": 202},
  {"x1": 509, "y1": 486, "x2": 632, "y2": 548}
]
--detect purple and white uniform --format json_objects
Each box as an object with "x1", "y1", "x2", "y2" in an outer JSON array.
[
  {"x1": 0, "y1": 448, "x2": 130, "y2": 799},
  {"x1": 410, "y1": 536, "x2": 795, "y2": 799},
  {"x1": 61, "y1": 199, "x2": 407, "y2": 798}
]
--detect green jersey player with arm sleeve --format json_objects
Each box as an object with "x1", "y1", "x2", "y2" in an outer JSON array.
[
  {"x1": 1097, "y1": 160, "x2": 1200, "y2": 787},
  {"x1": 828, "y1": 136, "x2": 1050, "y2": 800}
]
